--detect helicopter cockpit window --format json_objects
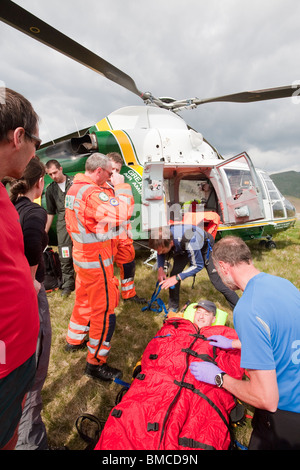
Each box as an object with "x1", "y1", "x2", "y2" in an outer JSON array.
[
  {"x1": 261, "y1": 172, "x2": 285, "y2": 219},
  {"x1": 283, "y1": 198, "x2": 296, "y2": 217},
  {"x1": 224, "y1": 169, "x2": 254, "y2": 200}
]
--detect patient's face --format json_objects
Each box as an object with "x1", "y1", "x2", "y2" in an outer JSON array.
[{"x1": 194, "y1": 307, "x2": 215, "y2": 328}]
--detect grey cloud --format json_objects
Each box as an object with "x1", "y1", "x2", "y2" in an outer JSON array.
[{"x1": 1, "y1": 0, "x2": 300, "y2": 172}]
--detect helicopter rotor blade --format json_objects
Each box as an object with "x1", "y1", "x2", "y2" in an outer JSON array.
[
  {"x1": 0, "y1": 0, "x2": 144, "y2": 99},
  {"x1": 160, "y1": 85, "x2": 300, "y2": 112},
  {"x1": 190, "y1": 85, "x2": 300, "y2": 106},
  {"x1": 1, "y1": 2, "x2": 299, "y2": 113}
]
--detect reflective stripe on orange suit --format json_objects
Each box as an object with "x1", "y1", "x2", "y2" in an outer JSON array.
[
  {"x1": 114, "y1": 238, "x2": 136, "y2": 299},
  {"x1": 65, "y1": 173, "x2": 134, "y2": 365},
  {"x1": 101, "y1": 182, "x2": 137, "y2": 300}
]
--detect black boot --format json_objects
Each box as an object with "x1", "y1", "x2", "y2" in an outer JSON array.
[
  {"x1": 84, "y1": 362, "x2": 123, "y2": 382},
  {"x1": 124, "y1": 294, "x2": 147, "y2": 304},
  {"x1": 64, "y1": 341, "x2": 87, "y2": 352}
]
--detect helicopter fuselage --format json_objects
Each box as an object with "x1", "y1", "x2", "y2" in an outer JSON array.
[{"x1": 37, "y1": 105, "x2": 296, "y2": 247}]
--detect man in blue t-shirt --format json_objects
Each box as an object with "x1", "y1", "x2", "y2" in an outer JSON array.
[{"x1": 189, "y1": 235, "x2": 300, "y2": 450}]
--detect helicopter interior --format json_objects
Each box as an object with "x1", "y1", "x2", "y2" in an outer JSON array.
[{"x1": 165, "y1": 174, "x2": 220, "y2": 221}]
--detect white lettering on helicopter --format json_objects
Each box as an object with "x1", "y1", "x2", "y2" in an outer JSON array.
[
  {"x1": 132, "y1": 181, "x2": 142, "y2": 195},
  {"x1": 123, "y1": 169, "x2": 142, "y2": 195},
  {"x1": 123, "y1": 169, "x2": 142, "y2": 182}
]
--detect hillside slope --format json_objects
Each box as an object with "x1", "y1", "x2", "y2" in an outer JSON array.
[{"x1": 270, "y1": 171, "x2": 300, "y2": 198}]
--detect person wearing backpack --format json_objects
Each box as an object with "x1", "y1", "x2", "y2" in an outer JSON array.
[
  {"x1": 45, "y1": 159, "x2": 75, "y2": 297},
  {"x1": 43, "y1": 247, "x2": 63, "y2": 292}
]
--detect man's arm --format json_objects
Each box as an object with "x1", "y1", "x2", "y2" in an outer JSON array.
[
  {"x1": 160, "y1": 241, "x2": 204, "y2": 289},
  {"x1": 45, "y1": 214, "x2": 54, "y2": 233},
  {"x1": 224, "y1": 369, "x2": 279, "y2": 412},
  {"x1": 190, "y1": 361, "x2": 279, "y2": 412},
  {"x1": 179, "y1": 245, "x2": 204, "y2": 280},
  {"x1": 89, "y1": 182, "x2": 134, "y2": 233},
  {"x1": 157, "y1": 266, "x2": 167, "y2": 283}
]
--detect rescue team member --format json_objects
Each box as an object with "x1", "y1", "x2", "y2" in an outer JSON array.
[
  {"x1": 107, "y1": 152, "x2": 146, "y2": 304},
  {"x1": 190, "y1": 236, "x2": 300, "y2": 450},
  {"x1": 45, "y1": 159, "x2": 75, "y2": 297},
  {"x1": 64, "y1": 153, "x2": 134, "y2": 382},
  {"x1": 0, "y1": 88, "x2": 40, "y2": 450},
  {"x1": 148, "y1": 225, "x2": 239, "y2": 313}
]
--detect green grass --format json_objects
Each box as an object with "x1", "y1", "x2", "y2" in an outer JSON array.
[{"x1": 42, "y1": 221, "x2": 300, "y2": 450}]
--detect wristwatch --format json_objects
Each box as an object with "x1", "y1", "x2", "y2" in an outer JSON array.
[
  {"x1": 175, "y1": 274, "x2": 181, "y2": 281},
  {"x1": 215, "y1": 372, "x2": 226, "y2": 388}
]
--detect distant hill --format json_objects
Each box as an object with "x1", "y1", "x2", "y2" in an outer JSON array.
[{"x1": 270, "y1": 171, "x2": 300, "y2": 199}]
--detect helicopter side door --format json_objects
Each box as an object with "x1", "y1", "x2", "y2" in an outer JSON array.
[
  {"x1": 141, "y1": 161, "x2": 167, "y2": 232},
  {"x1": 212, "y1": 152, "x2": 265, "y2": 224}
]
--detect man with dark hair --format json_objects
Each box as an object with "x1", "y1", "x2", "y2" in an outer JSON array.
[
  {"x1": 190, "y1": 235, "x2": 300, "y2": 450},
  {"x1": 148, "y1": 225, "x2": 239, "y2": 312},
  {"x1": 0, "y1": 87, "x2": 40, "y2": 450},
  {"x1": 45, "y1": 159, "x2": 75, "y2": 296},
  {"x1": 106, "y1": 152, "x2": 146, "y2": 304}
]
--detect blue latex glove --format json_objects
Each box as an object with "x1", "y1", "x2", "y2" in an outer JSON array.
[
  {"x1": 207, "y1": 335, "x2": 233, "y2": 349},
  {"x1": 190, "y1": 361, "x2": 223, "y2": 385}
]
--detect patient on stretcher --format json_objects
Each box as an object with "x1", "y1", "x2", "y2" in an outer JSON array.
[{"x1": 95, "y1": 300, "x2": 244, "y2": 451}]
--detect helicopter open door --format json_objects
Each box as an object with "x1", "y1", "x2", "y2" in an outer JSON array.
[
  {"x1": 213, "y1": 152, "x2": 265, "y2": 225},
  {"x1": 141, "y1": 161, "x2": 167, "y2": 232}
]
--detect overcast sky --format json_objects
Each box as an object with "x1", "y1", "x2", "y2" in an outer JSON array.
[{"x1": 1, "y1": 0, "x2": 300, "y2": 174}]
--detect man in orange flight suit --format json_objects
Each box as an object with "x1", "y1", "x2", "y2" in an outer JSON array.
[
  {"x1": 64, "y1": 153, "x2": 134, "y2": 382},
  {"x1": 107, "y1": 152, "x2": 146, "y2": 304}
]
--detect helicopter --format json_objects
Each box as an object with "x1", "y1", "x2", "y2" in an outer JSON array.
[{"x1": 1, "y1": 0, "x2": 298, "y2": 250}]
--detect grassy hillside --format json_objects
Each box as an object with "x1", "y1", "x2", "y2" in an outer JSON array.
[
  {"x1": 270, "y1": 171, "x2": 300, "y2": 198},
  {"x1": 42, "y1": 221, "x2": 300, "y2": 450}
]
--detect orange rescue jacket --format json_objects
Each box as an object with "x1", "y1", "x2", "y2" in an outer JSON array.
[{"x1": 65, "y1": 173, "x2": 134, "y2": 267}]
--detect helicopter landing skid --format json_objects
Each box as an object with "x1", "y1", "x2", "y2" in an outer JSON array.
[{"x1": 143, "y1": 249, "x2": 158, "y2": 269}]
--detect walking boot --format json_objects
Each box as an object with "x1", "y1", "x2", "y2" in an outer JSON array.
[
  {"x1": 64, "y1": 341, "x2": 87, "y2": 352},
  {"x1": 124, "y1": 294, "x2": 147, "y2": 304},
  {"x1": 84, "y1": 362, "x2": 123, "y2": 382}
]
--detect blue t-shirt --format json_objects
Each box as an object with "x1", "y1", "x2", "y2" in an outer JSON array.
[{"x1": 234, "y1": 272, "x2": 300, "y2": 412}]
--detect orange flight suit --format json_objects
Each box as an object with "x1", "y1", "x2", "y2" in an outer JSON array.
[
  {"x1": 65, "y1": 173, "x2": 134, "y2": 365},
  {"x1": 101, "y1": 183, "x2": 136, "y2": 300},
  {"x1": 182, "y1": 211, "x2": 220, "y2": 239}
]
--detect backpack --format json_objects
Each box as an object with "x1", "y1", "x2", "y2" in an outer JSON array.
[{"x1": 43, "y1": 246, "x2": 63, "y2": 292}]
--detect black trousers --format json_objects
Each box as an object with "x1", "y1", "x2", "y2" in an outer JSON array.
[
  {"x1": 57, "y1": 225, "x2": 75, "y2": 292},
  {"x1": 249, "y1": 408, "x2": 300, "y2": 450},
  {"x1": 168, "y1": 249, "x2": 239, "y2": 310}
]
